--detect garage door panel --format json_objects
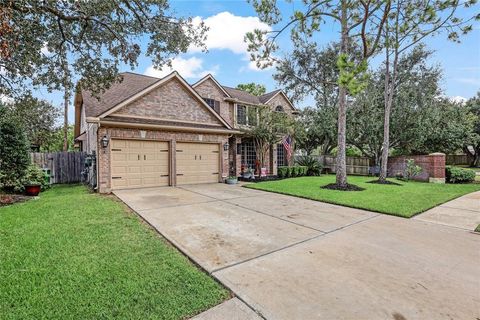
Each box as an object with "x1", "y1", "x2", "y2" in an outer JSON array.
[
  {"x1": 176, "y1": 142, "x2": 220, "y2": 185},
  {"x1": 111, "y1": 139, "x2": 170, "y2": 190}
]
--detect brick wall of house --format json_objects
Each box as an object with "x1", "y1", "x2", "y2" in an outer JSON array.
[
  {"x1": 97, "y1": 126, "x2": 229, "y2": 193},
  {"x1": 113, "y1": 78, "x2": 222, "y2": 125},
  {"x1": 193, "y1": 78, "x2": 234, "y2": 125},
  {"x1": 387, "y1": 153, "x2": 446, "y2": 183},
  {"x1": 265, "y1": 93, "x2": 295, "y2": 115}
]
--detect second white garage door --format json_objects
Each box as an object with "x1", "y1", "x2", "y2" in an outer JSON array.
[{"x1": 176, "y1": 142, "x2": 220, "y2": 185}]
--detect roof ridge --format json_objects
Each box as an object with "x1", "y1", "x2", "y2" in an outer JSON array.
[{"x1": 121, "y1": 71, "x2": 162, "y2": 80}]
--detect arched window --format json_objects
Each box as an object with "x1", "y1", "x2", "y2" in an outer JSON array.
[{"x1": 275, "y1": 105, "x2": 284, "y2": 112}]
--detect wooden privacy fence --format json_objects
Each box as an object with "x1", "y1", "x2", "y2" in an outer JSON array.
[
  {"x1": 316, "y1": 155, "x2": 370, "y2": 176},
  {"x1": 446, "y1": 154, "x2": 471, "y2": 166},
  {"x1": 30, "y1": 152, "x2": 86, "y2": 184}
]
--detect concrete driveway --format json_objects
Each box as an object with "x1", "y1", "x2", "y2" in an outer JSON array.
[{"x1": 114, "y1": 184, "x2": 480, "y2": 320}]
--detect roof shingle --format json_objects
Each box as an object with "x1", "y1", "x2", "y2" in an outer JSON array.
[{"x1": 82, "y1": 72, "x2": 160, "y2": 117}]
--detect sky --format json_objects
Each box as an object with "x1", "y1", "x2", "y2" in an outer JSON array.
[{"x1": 33, "y1": 0, "x2": 480, "y2": 123}]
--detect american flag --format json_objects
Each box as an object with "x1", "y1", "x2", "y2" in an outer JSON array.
[{"x1": 282, "y1": 135, "x2": 293, "y2": 160}]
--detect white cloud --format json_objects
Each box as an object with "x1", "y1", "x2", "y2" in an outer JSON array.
[
  {"x1": 190, "y1": 12, "x2": 271, "y2": 54},
  {"x1": 144, "y1": 56, "x2": 219, "y2": 79},
  {"x1": 190, "y1": 11, "x2": 272, "y2": 71},
  {"x1": 0, "y1": 94, "x2": 13, "y2": 104},
  {"x1": 449, "y1": 96, "x2": 467, "y2": 104}
]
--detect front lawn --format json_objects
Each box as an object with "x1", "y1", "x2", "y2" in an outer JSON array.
[
  {"x1": 245, "y1": 175, "x2": 480, "y2": 218},
  {"x1": 0, "y1": 185, "x2": 229, "y2": 319}
]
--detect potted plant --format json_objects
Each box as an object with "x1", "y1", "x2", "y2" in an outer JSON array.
[
  {"x1": 226, "y1": 176, "x2": 238, "y2": 185},
  {"x1": 22, "y1": 164, "x2": 48, "y2": 196}
]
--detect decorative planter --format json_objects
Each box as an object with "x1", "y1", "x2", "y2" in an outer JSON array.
[
  {"x1": 226, "y1": 178, "x2": 238, "y2": 185},
  {"x1": 24, "y1": 185, "x2": 41, "y2": 196}
]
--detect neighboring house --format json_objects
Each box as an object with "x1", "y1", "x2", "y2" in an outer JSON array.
[{"x1": 74, "y1": 71, "x2": 296, "y2": 193}]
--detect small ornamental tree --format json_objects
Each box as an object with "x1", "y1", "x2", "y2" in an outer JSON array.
[
  {"x1": 244, "y1": 107, "x2": 294, "y2": 171},
  {"x1": 0, "y1": 106, "x2": 30, "y2": 190}
]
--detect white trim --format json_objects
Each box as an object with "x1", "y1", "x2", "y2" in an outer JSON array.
[
  {"x1": 99, "y1": 119, "x2": 241, "y2": 135},
  {"x1": 192, "y1": 74, "x2": 231, "y2": 98},
  {"x1": 263, "y1": 91, "x2": 297, "y2": 111},
  {"x1": 99, "y1": 71, "x2": 232, "y2": 129},
  {"x1": 111, "y1": 113, "x2": 223, "y2": 127}
]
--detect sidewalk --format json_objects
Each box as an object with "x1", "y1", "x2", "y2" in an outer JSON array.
[{"x1": 414, "y1": 191, "x2": 480, "y2": 230}]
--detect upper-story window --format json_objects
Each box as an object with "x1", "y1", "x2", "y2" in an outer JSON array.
[
  {"x1": 275, "y1": 105, "x2": 284, "y2": 112},
  {"x1": 203, "y1": 98, "x2": 220, "y2": 114},
  {"x1": 236, "y1": 104, "x2": 259, "y2": 126},
  {"x1": 237, "y1": 104, "x2": 247, "y2": 125}
]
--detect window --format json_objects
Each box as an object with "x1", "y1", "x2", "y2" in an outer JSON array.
[
  {"x1": 277, "y1": 144, "x2": 286, "y2": 166},
  {"x1": 236, "y1": 104, "x2": 258, "y2": 126},
  {"x1": 237, "y1": 104, "x2": 247, "y2": 125},
  {"x1": 203, "y1": 98, "x2": 220, "y2": 114},
  {"x1": 275, "y1": 105, "x2": 284, "y2": 112},
  {"x1": 247, "y1": 107, "x2": 258, "y2": 126},
  {"x1": 241, "y1": 140, "x2": 256, "y2": 169}
]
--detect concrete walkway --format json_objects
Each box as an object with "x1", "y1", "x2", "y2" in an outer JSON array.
[
  {"x1": 114, "y1": 184, "x2": 480, "y2": 320},
  {"x1": 414, "y1": 191, "x2": 480, "y2": 230}
]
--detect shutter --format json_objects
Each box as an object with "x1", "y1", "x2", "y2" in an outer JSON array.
[{"x1": 213, "y1": 100, "x2": 221, "y2": 114}]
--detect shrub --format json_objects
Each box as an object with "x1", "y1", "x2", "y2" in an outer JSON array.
[
  {"x1": 295, "y1": 156, "x2": 323, "y2": 176},
  {"x1": 445, "y1": 166, "x2": 475, "y2": 183},
  {"x1": 0, "y1": 113, "x2": 30, "y2": 191},
  {"x1": 278, "y1": 166, "x2": 288, "y2": 178},
  {"x1": 22, "y1": 164, "x2": 50, "y2": 190},
  {"x1": 404, "y1": 159, "x2": 422, "y2": 181}
]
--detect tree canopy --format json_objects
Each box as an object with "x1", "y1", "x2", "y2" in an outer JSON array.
[
  {"x1": 236, "y1": 83, "x2": 266, "y2": 96},
  {"x1": 0, "y1": 1, "x2": 207, "y2": 96},
  {"x1": 2, "y1": 94, "x2": 61, "y2": 150}
]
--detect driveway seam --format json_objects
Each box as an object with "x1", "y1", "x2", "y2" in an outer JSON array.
[
  {"x1": 177, "y1": 185, "x2": 266, "y2": 201},
  {"x1": 211, "y1": 213, "x2": 381, "y2": 274}
]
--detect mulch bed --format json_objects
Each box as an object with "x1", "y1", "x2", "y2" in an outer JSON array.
[
  {"x1": 321, "y1": 183, "x2": 365, "y2": 191},
  {"x1": 238, "y1": 176, "x2": 282, "y2": 183},
  {"x1": 366, "y1": 179, "x2": 403, "y2": 186},
  {"x1": 0, "y1": 194, "x2": 33, "y2": 206}
]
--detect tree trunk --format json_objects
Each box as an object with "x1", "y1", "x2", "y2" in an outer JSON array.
[
  {"x1": 62, "y1": 51, "x2": 70, "y2": 152},
  {"x1": 335, "y1": 0, "x2": 349, "y2": 187}
]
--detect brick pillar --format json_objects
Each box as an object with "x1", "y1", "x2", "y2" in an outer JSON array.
[
  {"x1": 428, "y1": 153, "x2": 446, "y2": 183},
  {"x1": 271, "y1": 144, "x2": 278, "y2": 175}
]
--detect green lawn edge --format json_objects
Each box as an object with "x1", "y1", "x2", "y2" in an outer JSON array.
[
  {"x1": 0, "y1": 185, "x2": 230, "y2": 319},
  {"x1": 244, "y1": 176, "x2": 480, "y2": 218}
]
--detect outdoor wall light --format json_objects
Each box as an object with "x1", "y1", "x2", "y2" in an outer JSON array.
[
  {"x1": 101, "y1": 135, "x2": 109, "y2": 149},
  {"x1": 223, "y1": 142, "x2": 229, "y2": 151}
]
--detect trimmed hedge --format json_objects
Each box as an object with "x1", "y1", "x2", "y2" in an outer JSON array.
[
  {"x1": 445, "y1": 166, "x2": 476, "y2": 183},
  {"x1": 277, "y1": 166, "x2": 308, "y2": 179}
]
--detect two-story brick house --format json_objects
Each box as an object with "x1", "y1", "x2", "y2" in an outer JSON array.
[{"x1": 74, "y1": 71, "x2": 296, "y2": 193}]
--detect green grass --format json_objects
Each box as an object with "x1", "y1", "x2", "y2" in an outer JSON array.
[
  {"x1": 0, "y1": 185, "x2": 229, "y2": 319},
  {"x1": 475, "y1": 225, "x2": 480, "y2": 233},
  {"x1": 245, "y1": 175, "x2": 480, "y2": 218}
]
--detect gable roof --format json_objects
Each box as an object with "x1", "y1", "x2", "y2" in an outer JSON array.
[
  {"x1": 259, "y1": 90, "x2": 282, "y2": 104},
  {"x1": 80, "y1": 71, "x2": 231, "y2": 129},
  {"x1": 82, "y1": 72, "x2": 160, "y2": 118},
  {"x1": 192, "y1": 74, "x2": 232, "y2": 98}
]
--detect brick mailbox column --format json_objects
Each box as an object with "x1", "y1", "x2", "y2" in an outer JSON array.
[{"x1": 428, "y1": 152, "x2": 446, "y2": 183}]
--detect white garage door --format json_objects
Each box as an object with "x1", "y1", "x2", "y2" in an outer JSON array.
[
  {"x1": 110, "y1": 139, "x2": 169, "y2": 190},
  {"x1": 176, "y1": 142, "x2": 220, "y2": 185}
]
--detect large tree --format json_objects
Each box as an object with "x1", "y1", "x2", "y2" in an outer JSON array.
[
  {"x1": 0, "y1": 1, "x2": 207, "y2": 96},
  {"x1": 2, "y1": 94, "x2": 61, "y2": 150},
  {"x1": 463, "y1": 92, "x2": 480, "y2": 167},
  {"x1": 376, "y1": 0, "x2": 477, "y2": 182},
  {"x1": 246, "y1": 0, "x2": 390, "y2": 189},
  {"x1": 274, "y1": 42, "x2": 348, "y2": 157},
  {"x1": 348, "y1": 45, "x2": 475, "y2": 161}
]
